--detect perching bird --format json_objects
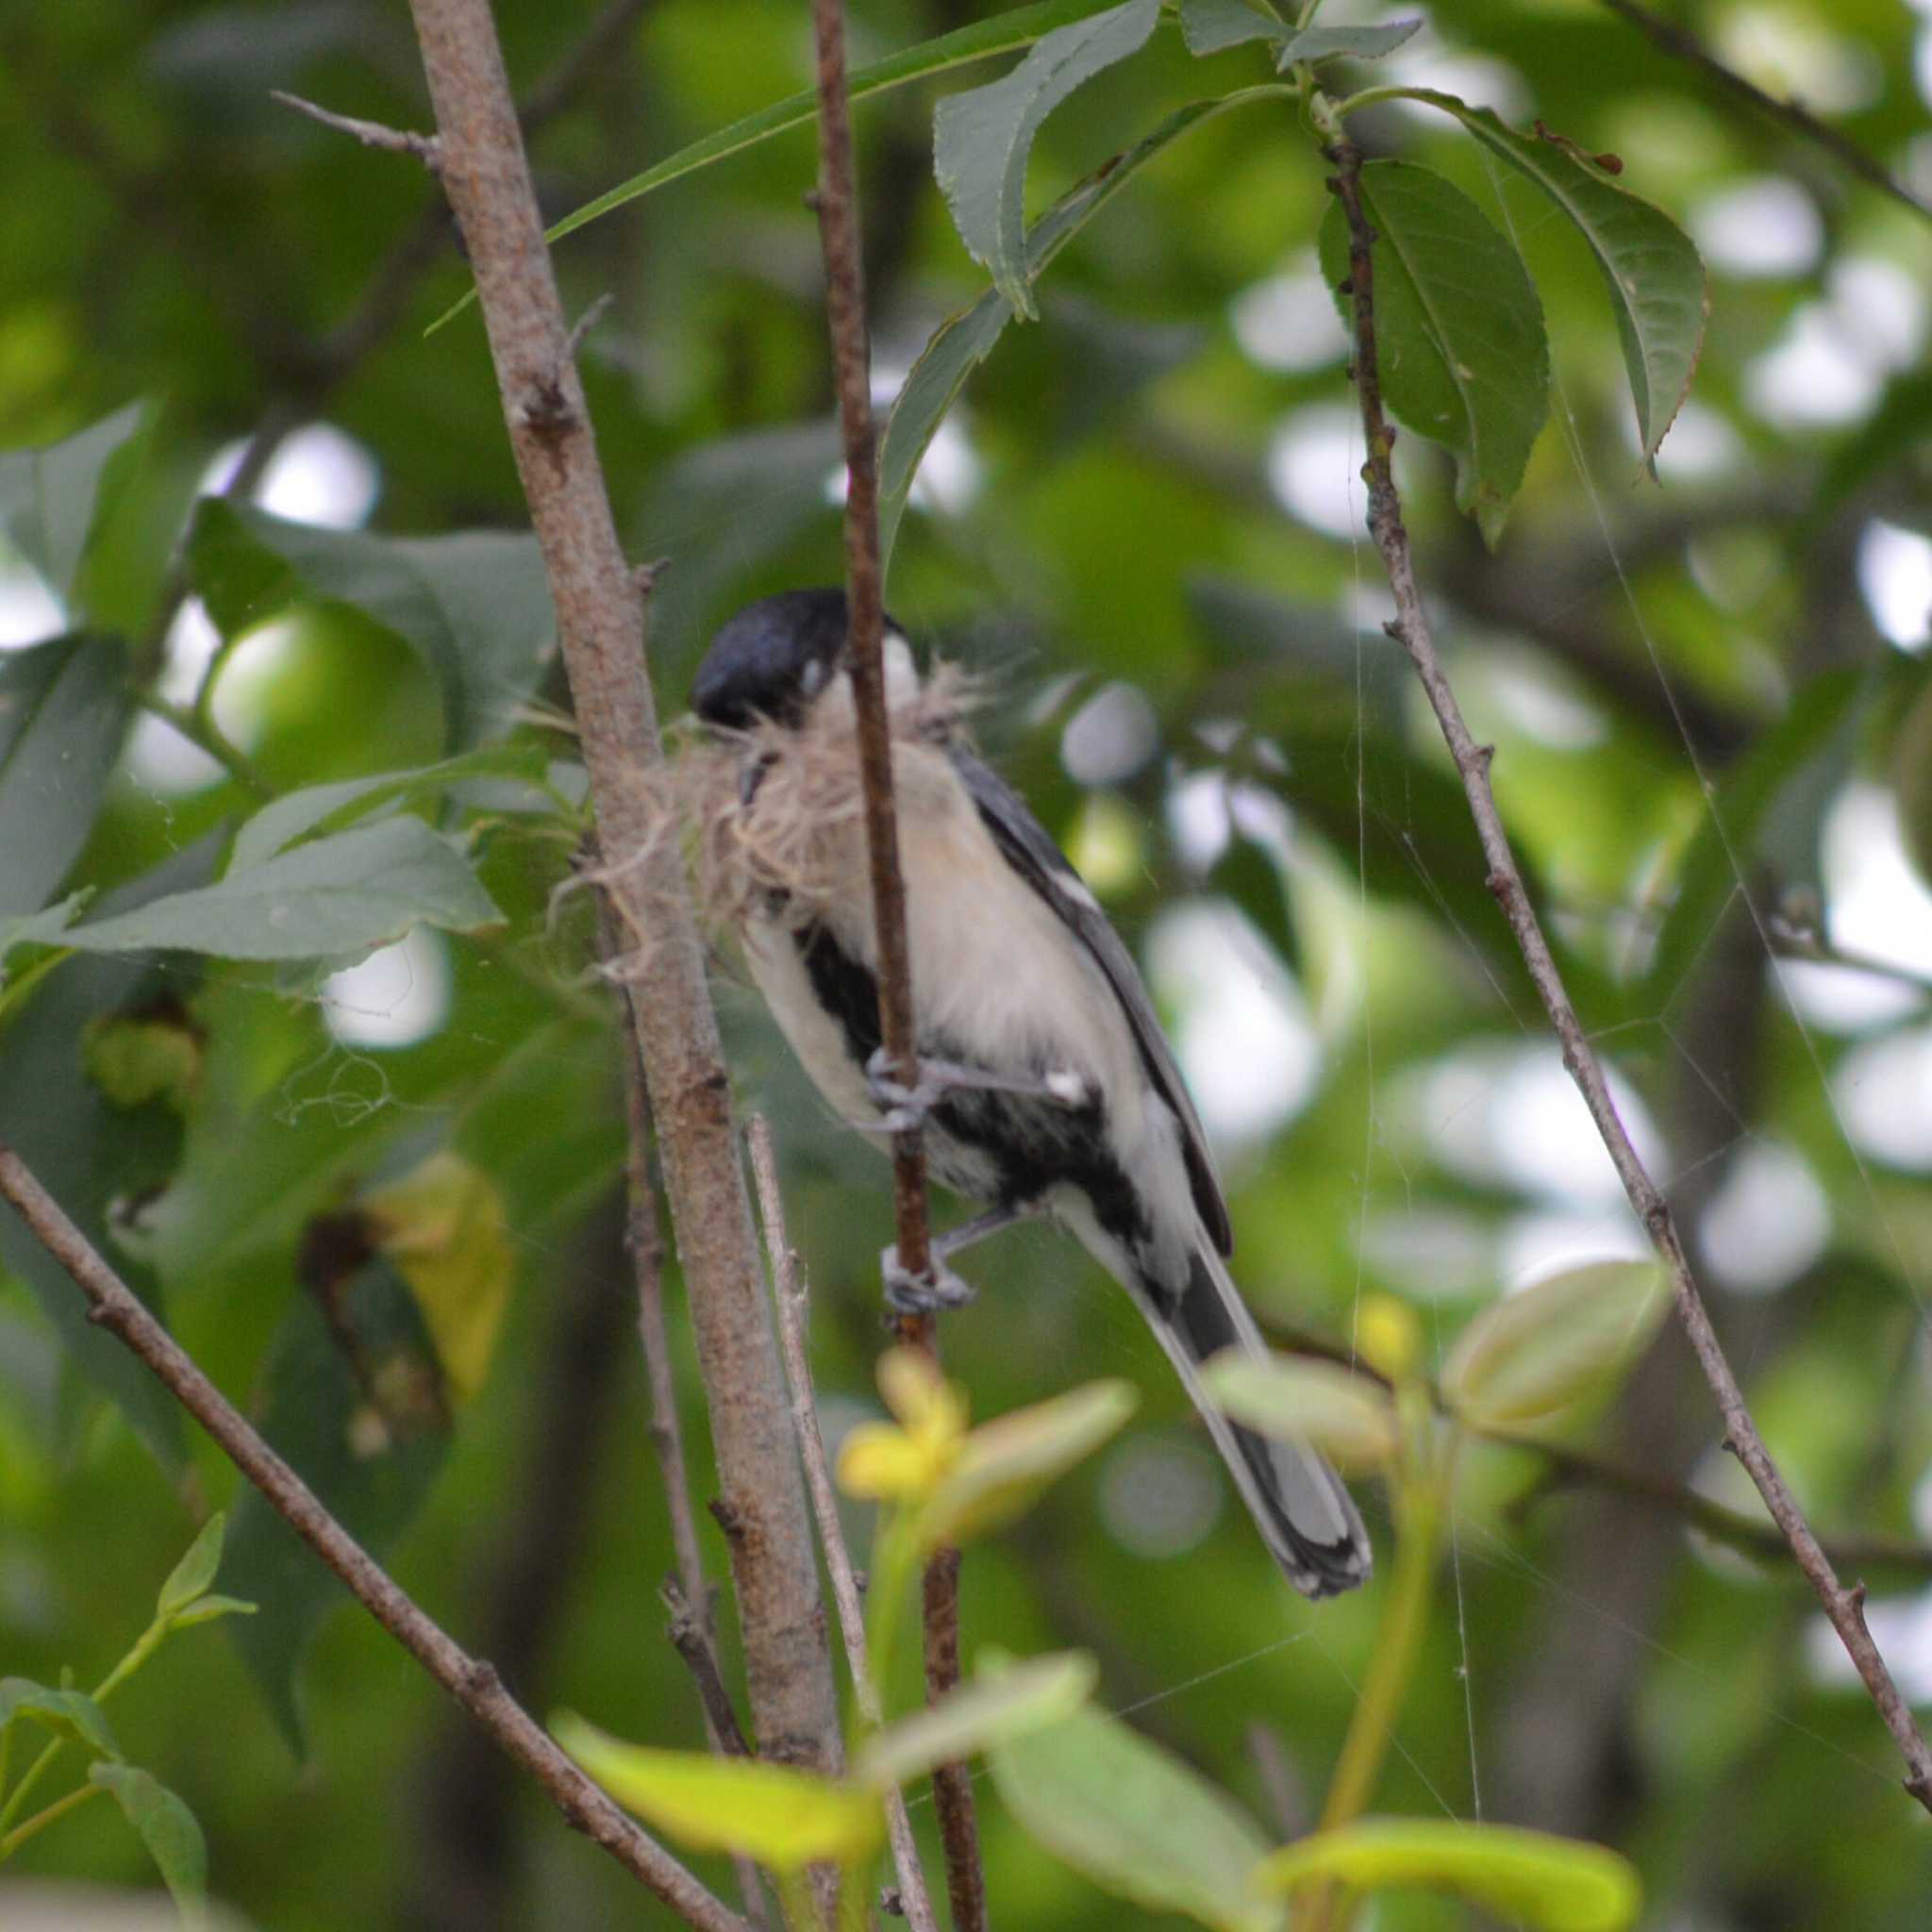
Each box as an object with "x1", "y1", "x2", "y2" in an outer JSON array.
[{"x1": 690, "y1": 588, "x2": 1370, "y2": 1598}]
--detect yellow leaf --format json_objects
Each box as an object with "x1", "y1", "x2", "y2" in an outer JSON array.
[
  {"x1": 362, "y1": 1151, "x2": 513, "y2": 1407},
  {"x1": 555, "y1": 1715, "x2": 883, "y2": 1868}
]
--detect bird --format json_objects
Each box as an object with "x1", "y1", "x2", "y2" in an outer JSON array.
[{"x1": 688, "y1": 587, "x2": 1370, "y2": 1598}]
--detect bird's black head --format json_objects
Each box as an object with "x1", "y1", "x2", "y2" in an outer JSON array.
[{"x1": 691, "y1": 589, "x2": 855, "y2": 730}]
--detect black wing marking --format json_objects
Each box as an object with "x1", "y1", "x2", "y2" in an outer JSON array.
[{"x1": 952, "y1": 747, "x2": 1234, "y2": 1257}]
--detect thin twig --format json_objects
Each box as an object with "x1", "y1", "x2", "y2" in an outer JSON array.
[
  {"x1": 403, "y1": 0, "x2": 840, "y2": 1779},
  {"x1": 1593, "y1": 0, "x2": 1931, "y2": 225},
  {"x1": 603, "y1": 895, "x2": 770, "y2": 1928},
  {"x1": 750, "y1": 1117, "x2": 941, "y2": 1932},
  {"x1": 808, "y1": 0, "x2": 987, "y2": 1916},
  {"x1": 0, "y1": 1143, "x2": 746, "y2": 1932},
  {"x1": 664, "y1": 1577, "x2": 756, "y2": 1759},
  {"x1": 1319, "y1": 122, "x2": 1932, "y2": 1816},
  {"x1": 272, "y1": 92, "x2": 442, "y2": 166}
]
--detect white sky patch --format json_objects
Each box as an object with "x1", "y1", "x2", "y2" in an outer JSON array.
[
  {"x1": 1419, "y1": 1042, "x2": 1666, "y2": 1208},
  {"x1": 1698, "y1": 1140, "x2": 1830, "y2": 1292},
  {"x1": 1267, "y1": 405, "x2": 1362, "y2": 541},
  {"x1": 1498, "y1": 1208, "x2": 1651, "y2": 1291},
  {"x1": 203, "y1": 422, "x2": 380, "y2": 529},
  {"x1": 1781, "y1": 783, "x2": 1932, "y2": 1033},
  {"x1": 322, "y1": 926, "x2": 452, "y2": 1049},
  {"x1": 1807, "y1": 1590, "x2": 1932, "y2": 1702},
  {"x1": 1834, "y1": 1025, "x2": 1932, "y2": 1171},
  {"x1": 1858, "y1": 520, "x2": 1932, "y2": 650},
  {"x1": 1714, "y1": 6, "x2": 1883, "y2": 113},
  {"x1": 1061, "y1": 680, "x2": 1158, "y2": 786},
  {"x1": 1744, "y1": 302, "x2": 1881, "y2": 428},
  {"x1": 122, "y1": 599, "x2": 227, "y2": 792},
  {"x1": 1167, "y1": 768, "x2": 1232, "y2": 871},
  {"x1": 0, "y1": 558, "x2": 66, "y2": 650},
  {"x1": 863, "y1": 364, "x2": 983, "y2": 518},
  {"x1": 1830, "y1": 256, "x2": 1928, "y2": 373},
  {"x1": 1651, "y1": 400, "x2": 1746, "y2": 484},
  {"x1": 1478, "y1": 654, "x2": 1607, "y2": 750},
  {"x1": 1146, "y1": 898, "x2": 1320, "y2": 1143},
  {"x1": 1690, "y1": 175, "x2": 1823, "y2": 278},
  {"x1": 1229, "y1": 254, "x2": 1346, "y2": 373}
]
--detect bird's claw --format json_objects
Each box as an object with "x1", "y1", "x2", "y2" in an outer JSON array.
[
  {"x1": 881, "y1": 1245, "x2": 977, "y2": 1315},
  {"x1": 864, "y1": 1047, "x2": 935, "y2": 1129}
]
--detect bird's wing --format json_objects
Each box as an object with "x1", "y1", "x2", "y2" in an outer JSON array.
[{"x1": 952, "y1": 746, "x2": 1233, "y2": 1256}]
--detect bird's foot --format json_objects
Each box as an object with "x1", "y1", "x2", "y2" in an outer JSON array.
[
  {"x1": 863, "y1": 1046, "x2": 1091, "y2": 1132},
  {"x1": 880, "y1": 1244, "x2": 978, "y2": 1315}
]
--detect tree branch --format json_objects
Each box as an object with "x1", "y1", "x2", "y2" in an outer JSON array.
[
  {"x1": 808, "y1": 1, "x2": 986, "y2": 1919},
  {"x1": 399, "y1": 0, "x2": 840, "y2": 1778},
  {"x1": 749, "y1": 1117, "x2": 941, "y2": 1932},
  {"x1": 1319, "y1": 124, "x2": 1932, "y2": 1816},
  {"x1": 0, "y1": 1143, "x2": 746, "y2": 1932},
  {"x1": 1594, "y1": 0, "x2": 1931, "y2": 225}
]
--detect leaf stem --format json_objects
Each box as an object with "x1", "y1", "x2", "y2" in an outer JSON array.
[
  {"x1": 129, "y1": 690, "x2": 271, "y2": 800},
  {"x1": 0, "y1": 1778, "x2": 102, "y2": 1859}
]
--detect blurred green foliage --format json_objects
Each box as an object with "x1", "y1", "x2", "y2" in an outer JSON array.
[{"x1": 3, "y1": 1, "x2": 1932, "y2": 1927}]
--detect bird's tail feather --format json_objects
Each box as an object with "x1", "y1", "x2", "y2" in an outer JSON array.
[{"x1": 1136, "y1": 1241, "x2": 1371, "y2": 1599}]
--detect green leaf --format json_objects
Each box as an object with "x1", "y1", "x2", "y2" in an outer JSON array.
[
  {"x1": 0, "y1": 634, "x2": 134, "y2": 921},
  {"x1": 990, "y1": 1684, "x2": 1277, "y2": 1932},
  {"x1": 1441, "y1": 1259, "x2": 1667, "y2": 1432},
  {"x1": 1256, "y1": 1818, "x2": 1641, "y2": 1931},
  {"x1": 167, "y1": 1593, "x2": 258, "y2": 1628},
  {"x1": 157, "y1": 1512, "x2": 227, "y2": 1622},
  {"x1": 1201, "y1": 1353, "x2": 1400, "y2": 1472},
  {"x1": 57, "y1": 817, "x2": 501, "y2": 963},
  {"x1": 1891, "y1": 669, "x2": 1932, "y2": 893},
  {"x1": 224, "y1": 1255, "x2": 451, "y2": 1749},
  {"x1": 919, "y1": 1378, "x2": 1137, "y2": 1548},
  {"x1": 0, "y1": 1677, "x2": 122, "y2": 1759},
  {"x1": 425, "y1": 0, "x2": 1132, "y2": 336},
  {"x1": 1276, "y1": 20, "x2": 1422, "y2": 65},
  {"x1": 1319, "y1": 160, "x2": 1548, "y2": 545},
  {"x1": 555, "y1": 1715, "x2": 883, "y2": 1867},
  {"x1": 89, "y1": 1761, "x2": 209, "y2": 1915},
  {"x1": 933, "y1": 0, "x2": 1162, "y2": 320},
  {"x1": 188, "y1": 500, "x2": 554, "y2": 754},
  {"x1": 881, "y1": 86, "x2": 1290, "y2": 568},
  {"x1": 1402, "y1": 92, "x2": 1707, "y2": 462},
  {"x1": 0, "y1": 891, "x2": 86, "y2": 965},
  {"x1": 227, "y1": 742, "x2": 556, "y2": 873},
  {"x1": 0, "y1": 403, "x2": 147, "y2": 599},
  {"x1": 1639, "y1": 668, "x2": 1868, "y2": 1015},
  {"x1": 856, "y1": 1651, "x2": 1096, "y2": 1790},
  {"x1": 1177, "y1": 0, "x2": 1282, "y2": 55}
]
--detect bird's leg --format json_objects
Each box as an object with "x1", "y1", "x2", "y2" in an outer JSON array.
[
  {"x1": 862, "y1": 1045, "x2": 1091, "y2": 1134},
  {"x1": 880, "y1": 1203, "x2": 1034, "y2": 1314}
]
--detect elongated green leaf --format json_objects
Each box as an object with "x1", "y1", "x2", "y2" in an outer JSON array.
[
  {"x1": 882, "y1": 86, "x2": 1291, "y2": 567},
  {"x1": 188, "y1": 500, "x2": 554, "y2": 753},
  {"x1": 0, "y1": 1677, "x2": 122, "y2": 1758},
  {"x1": 1177, "y1": 0, "x2": 1281, "y2": 55},
  {"x1": 1202, "y1": 1352, "x2": 1400, "y2": 1472},
  {"x1": 0, "y1": 634, "x2": 133, "y2": 920},
  {"x1": 0, "y1": 403, "x2": 146, "y2": 599},
  {"x1": 1400, "y1": 92, "x2": 1707, "y2": 461},
  {"x1": 58, "y1": 818, "x2": 500, "y2": 963},
  {"x1": 1257, "y1": 1818, "x2": 1640, "y2": 1931},
  {"x1": 556, "y1": 1715, "x2": 883, "y2": 1866},
  {"x1": 157, "y1": 1512, "x2": 227, "y2": 1621},
  {"x1": 425, "y1": 0, "x2": 1129, "y2": 336},
  {"x1": 168, "y1": 1593, "x2": 258, "y2": 1628},
  {"x1": 228, "y1": 743, "x2": 555, "y2": 873},
  {"x1": 856, "y1": 1652, "x2": 1096, "y2": 1789},
  {"x1": 1276, "y1": 19, "x2": 1421, "y2": 65},
  {"x1": 0, "y1": 892, "x2": 86, "y2": 964},
  {"x1": 934, "y1": 0, "x2": 1161, "y2": 319},
  {"x1": 1441, "y1": 1260, "x2": 1666, "y2": 1431},
  {"x1": 1319, "y1": 160, "x2": 1548, "y2": 545},
  {"x1": 990, "y1": 1686, "x2": 1277, "y2": 1932},
  {"x1": 918, "y1": 1378, "x2": 1137, "y2": 1548},
  {"x1": 90, "y1": 1762, "x2": 209, "y2": 1914},
  {"x1": 1640, "y1": 668, "x2": 1868, "y2": 1014}
]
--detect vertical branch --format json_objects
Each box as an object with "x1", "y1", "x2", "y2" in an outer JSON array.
[
  {"x1": 749, "y1": 1118, "x2": 941, "y2": 1932},
  {"x1": 1318, "y1": 123, "x2": 1932, "y2": 1819},
  {"x1": 807, "y1": 0, "x2": 987, "y2": 1919},
  {"x1": 401, "y1": 0, "x2": 841, "y2": 1777}
]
